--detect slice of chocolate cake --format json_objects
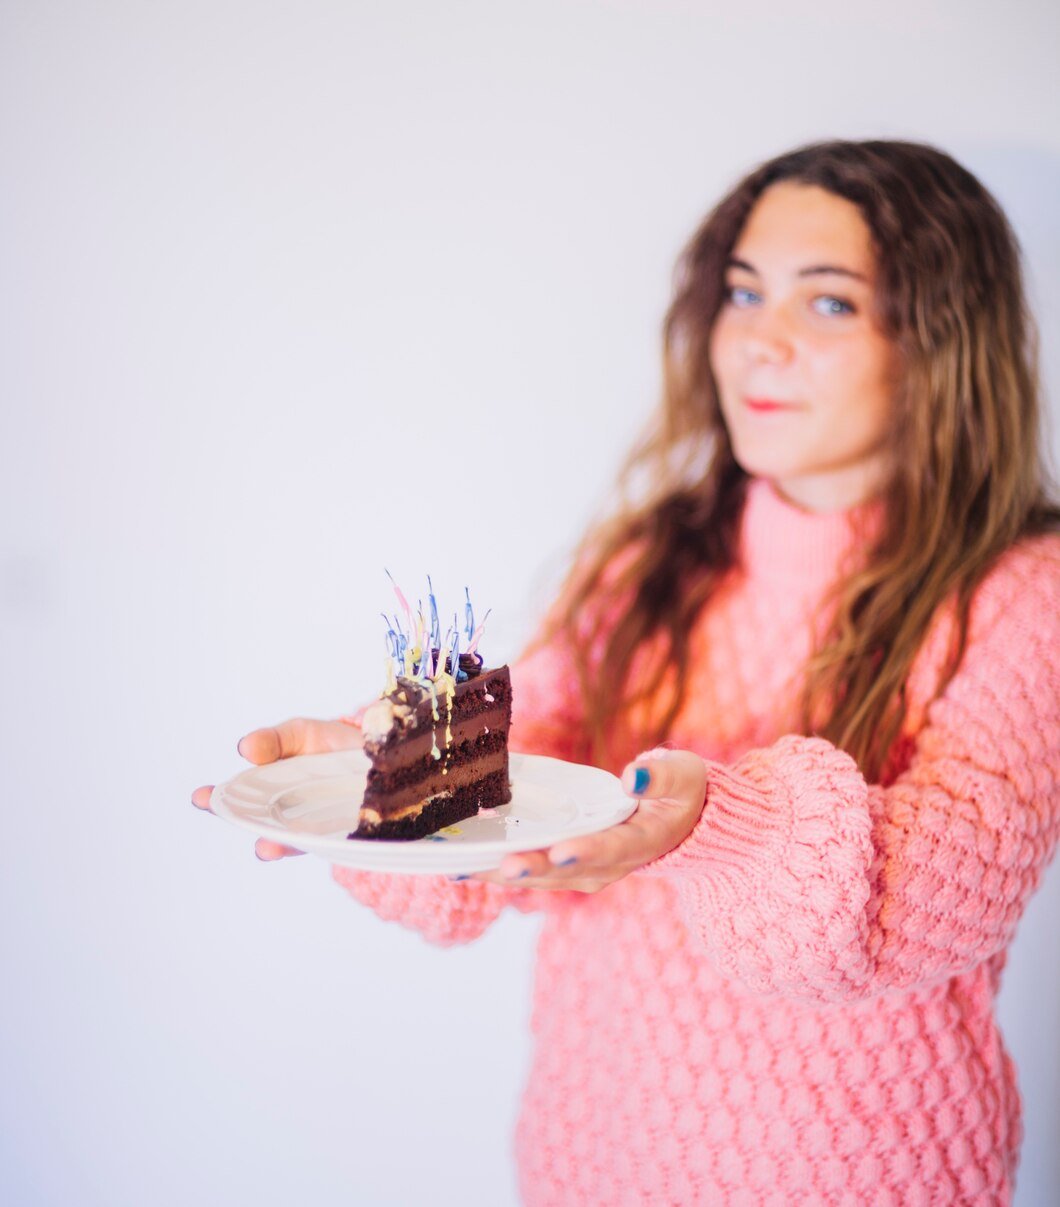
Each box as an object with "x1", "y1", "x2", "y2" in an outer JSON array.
[{"x1": 351, "y1": 652, "x2": 513, "y2": 840}]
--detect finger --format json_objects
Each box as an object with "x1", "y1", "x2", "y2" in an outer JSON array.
[
  {"x1": 546, "y1": 811, "x2": 654, "y2": 872},
  {"x1": 237, "y1": 719, "x2": 312, "y2": 765},
  {"x1": 497, "y1": 850, "x2": 555, "y2": 881},
  {"x1": 619, "y1": 749, "x2": 707, "y2": 806},
  {"x1": 237, "y1": 717, "x2": 363, "y2": 765},
  {"x1": 254, "y1": 837, "x2": 306, "y2": 860},
  {"x1": 191, "y1": 785, "x2": 215, "y2": 812},
  {"x1": 457, "y1": 850, "x2": 561, "y2": 884}
]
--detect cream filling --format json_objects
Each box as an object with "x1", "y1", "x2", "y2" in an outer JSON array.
[{"x1": 359, "y1": 788, "x2": 453, "y2": 826}]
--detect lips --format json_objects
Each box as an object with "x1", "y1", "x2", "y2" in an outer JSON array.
[{"x1": 745, "y1": 397, "x2": 798, "y2": 413}]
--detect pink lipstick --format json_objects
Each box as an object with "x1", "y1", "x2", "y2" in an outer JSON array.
[{"x1": 745, "y1": 397, "x2": 798, "y2": 413}]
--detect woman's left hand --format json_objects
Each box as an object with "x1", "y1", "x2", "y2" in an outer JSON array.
[{"x1": 465, "y1": 749, "x2": 707, "y2": 892}]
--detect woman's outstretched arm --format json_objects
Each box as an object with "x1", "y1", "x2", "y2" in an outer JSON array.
[
  {"x1": 469, "y1": 538, "x2": 1060, "y2": 1002},
  {"x1": 632, "y1": 538, "x2": 1060, "y2": 1003}
]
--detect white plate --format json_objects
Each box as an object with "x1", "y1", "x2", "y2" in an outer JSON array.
[{"x1": 210, "y1": 750, "x2": 637, "y2": 875}]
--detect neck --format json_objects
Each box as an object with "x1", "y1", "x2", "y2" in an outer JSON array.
[
  {"x1": 773, "y1": 458, "x2": 888, "y2": 514},
  {"x1": 739, "y1": 476, "x2": 885, "y2": 585}
]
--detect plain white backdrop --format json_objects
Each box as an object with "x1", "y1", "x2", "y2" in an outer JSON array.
[{"x1": 2, "y1": 2, "x2": 1058, "y2": 1204}]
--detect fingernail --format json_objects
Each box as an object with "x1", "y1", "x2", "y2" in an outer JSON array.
[
  {"x1": 558, "y1": 857, "x2": 577, "y2": 867},
  {"x1": 633, "y1": 766, "x2": 650, "y2": 795},
  {"x1": 505, "y1": 867, "x2": 529, "y2": 879},
  {"x1": 237, "y1": 737, "x2": 248, "y2": 758},
  {"x1": 447, "y1": 874, "x2": 469, "y2": 881}
]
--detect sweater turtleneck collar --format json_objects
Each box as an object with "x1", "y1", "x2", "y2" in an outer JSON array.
[{"x1": 738, "y1": 476, "x2": 884, "y2": 585}]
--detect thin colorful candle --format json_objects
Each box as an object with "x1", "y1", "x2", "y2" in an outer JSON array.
[
  {"x1": 465, "y1": 607, "x2": 491, "y2": 657},
  {"x1": 412, "y1": 601, "x2": 426, "y2": 675},
  {"x1": 385, "y1": 568, "x2": 414, "y2": 635},
  {"x1": 464, "y1": 587, "x2": 474, "y2": 642},
  {"x1": 381, "y1": 614, "x2": 401, "y2": 662},
  {"x1": 437, "y1": 622, "x2": 453, "y2": 679},
  {"x1": 427, "y1": 575, "x2": 441, "y2": 652},
  {"x1": 449, "y1": 614, "x2": 461, "y2": 682}
]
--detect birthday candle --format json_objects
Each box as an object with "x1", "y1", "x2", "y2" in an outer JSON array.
[
  {"x1": 449, "y1": 614, "x2": 461, "y2": 682},
  {"x1": 437, "y1": 623, "x2": 452, "y2": 679},
  {"x1": 385, "y1": 569, "x2": 414, "y2": 635},
  {"x1": 464, "y1": 587, "x2": 474, "y2": 642},
  {"x1": 412, "y1": 601, "x2": 427, "y2": 676},
  {"x1": 465, "y1": 607, "x2": 492, "y2": 657},
  {"x1": 427, "y1": 575, "x2": 441, "y2": 653},
  {"x1": 381, "y1": 614, "x2": 394, "y2": 657}
]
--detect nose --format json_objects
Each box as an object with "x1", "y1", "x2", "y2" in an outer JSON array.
[{"x1": 741, "y1": 311, "x2": 795, "y2": 366}]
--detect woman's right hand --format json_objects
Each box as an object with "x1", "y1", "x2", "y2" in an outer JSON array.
[{"x1": 191, "y1": 717, "x2": 365, "y2": 861}]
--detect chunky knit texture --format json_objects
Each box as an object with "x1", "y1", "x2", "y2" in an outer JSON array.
[{"x1": 333, "y1": 478, "x2": 1060, "y2": 1206}]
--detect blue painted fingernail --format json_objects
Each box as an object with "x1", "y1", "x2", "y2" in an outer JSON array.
[
  {"x1": 557, "y1": 857, "x2": 577, "y2": 867},
  {"x1": 448, "y1": 874, "x2": 469, "y2": 881},
  {"x1": 633, "y1": 766, "x2": 650, "y2": 794}
]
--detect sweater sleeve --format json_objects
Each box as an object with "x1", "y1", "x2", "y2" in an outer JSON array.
[
  {"x1": 330, "y1": 624, "x2": 587, "y2": 942},
  {"x1": 330, "y1": 867, "x2": 541, "y2": 945},
  {"x1": 640, "y1": 539, "x2": 1060, "y2": 1004}
]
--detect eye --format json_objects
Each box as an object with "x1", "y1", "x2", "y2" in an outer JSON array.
[
  {"x1": 812, "y1": 295, "x2": 856, "y2": 317},
  {"x1": 724, "y1": 284, "x2": 761, "y2": 308}
]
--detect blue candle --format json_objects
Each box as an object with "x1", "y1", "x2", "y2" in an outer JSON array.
[
  {"x1": 464, "y1": 586, "x2": 474, "y2": 642},
  {"x1": 450, "y1": 614, "x2": 462, "y2": 682},
  {"x1": 427, "y1": 575, "x2": 441, "y2": 652},
  {"x1": 381, "y1": 613, "x2": 400, "y2": 662}
]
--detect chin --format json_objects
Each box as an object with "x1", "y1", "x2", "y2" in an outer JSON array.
[{"x1": 728, "y1": 442, "x2": 809, "y2": 483}]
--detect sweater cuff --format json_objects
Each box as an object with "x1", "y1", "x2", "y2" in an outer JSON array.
[{"x1": 640, "y1": 758, "x2": 790, "y2": 882}]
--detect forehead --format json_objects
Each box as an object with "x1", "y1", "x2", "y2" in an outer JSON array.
[{"x1": 732, "y1": 181, "x2": 876, "y2": 278}]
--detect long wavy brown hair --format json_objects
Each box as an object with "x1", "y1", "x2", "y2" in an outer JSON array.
[{"x1": 525, "y1": 139, "x2": 1060, "y2": 782}]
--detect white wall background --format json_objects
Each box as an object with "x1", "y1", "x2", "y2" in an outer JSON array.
[{"x1": 2, "y1": 2, "x2": 1058, "y2": 1204}]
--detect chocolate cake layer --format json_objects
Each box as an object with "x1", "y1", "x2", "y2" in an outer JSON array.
[
  {"x1": 355, "y1": 768, "x2": 511, "y2": 841},
  {"x1": 363, "y1": 702, "x2": 510, "y2": 769},
  {"x1": 363, "y1": 730, "x2": 509, "y2": 811},
  {"x1": 365, "y1": 665, "x2": 511, "y2": 754}
]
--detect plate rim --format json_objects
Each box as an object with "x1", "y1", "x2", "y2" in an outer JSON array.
[{"x1": 210, "y1": 749, "x2": 637, "y2": 873}]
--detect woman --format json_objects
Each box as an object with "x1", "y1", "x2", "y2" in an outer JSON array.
[{"x1": 194, "y1": 139, "x2": 1060, "y2": 1204}]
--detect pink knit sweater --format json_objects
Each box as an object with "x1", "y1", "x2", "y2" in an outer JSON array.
[{"x1": 333, "y1": 478, "x2": 1060, "y2": 1206}]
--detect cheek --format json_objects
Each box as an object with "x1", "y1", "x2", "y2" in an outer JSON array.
[{"x1": 813, "y1": 336, "x2": 895, "y2": 417}]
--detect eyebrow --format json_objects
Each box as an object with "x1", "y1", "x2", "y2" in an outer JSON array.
[{"x1": 726, "y1": 256, "x2": 869, "y2": 283}]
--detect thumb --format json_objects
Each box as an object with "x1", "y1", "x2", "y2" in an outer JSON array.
[
  {"x1": 620, "y1": 748, "x2": 707, "y2": 806},
  {"x1": 237, "y1": 717, "x2": 364, "y2": 765}
]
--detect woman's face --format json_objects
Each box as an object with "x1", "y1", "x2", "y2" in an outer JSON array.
[{"x1": 708, "y1": 181, "x2": 899, "y2": 512}]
